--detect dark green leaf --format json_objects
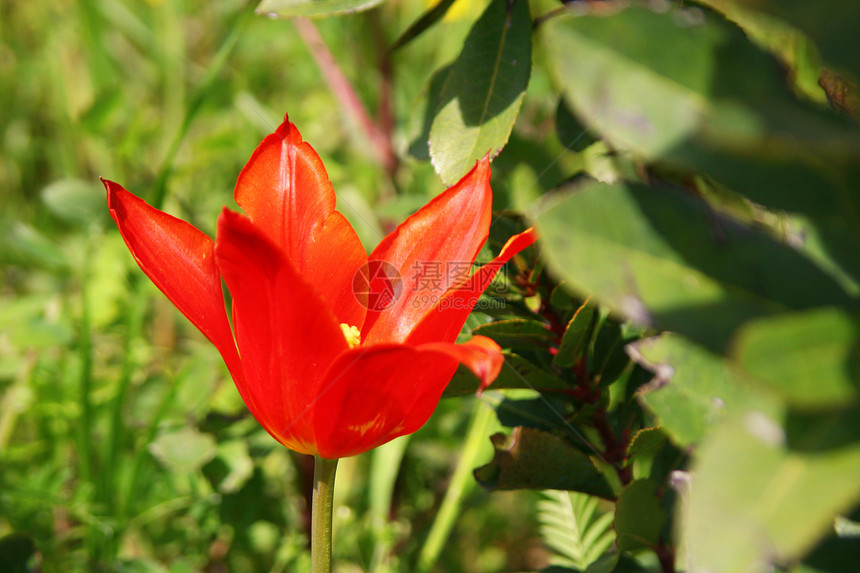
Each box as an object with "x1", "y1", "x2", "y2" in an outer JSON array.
[
  {"x1": 556, "y1": 98, "x2": 597, "y2": 153},
  {"x1": 472, "y1": 318, "x2": 555, "y2": 348},
  {"x1": 443, "y1": 353, "x2": 568, "y2": 397},
  {"x1": 0, "y1": 533, "x2": 36, "y2": 573},
  {"x1": 614, "y1": 479, "x2": 666, "y2": 551},
  {"x1": 429, "y1": 0, "x2": 532, "y2": 184},
  {"x1": 474, "y1": 427, "x2": 617, "y2": 498},
  {"x1": 554, "y1": 299, "x2": 596, "y2": 369},
  {"x1": 626, "y1": 428, "x2": 667, "y2": 481},
  {"x1": 715, "y1": 0, "x2": 860, "y2": 79}
]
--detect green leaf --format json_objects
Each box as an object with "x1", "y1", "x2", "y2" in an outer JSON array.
[
  {"x1": 474, "y1": 427, "x2": 618, "y2": 498},
  {"x1": 733, "y1": 308, "x2": 860, "y2": 409},
  {"x1": 443, "y1": 353, "x2": 568, "y2": 397},
  {"x1": 429, "y1": 0, "x2": 532, "y2": 184},
  {"x1": 537, "y1": 490, "x2": 616, "y2": 569},
  {"x1": 683, "y1": 413, "x2": 860, "y2": 572},
  {"x1": 214, "y1": 440, "x2": 254, "y2": 494},
  {"x1": 41, "y1": 179, "x2": 108, "y2": 226},
  {"x1": 0, "y1": 533, "x2": 36, "y2": 573},
  {"x1": 556, "y1": 98, "x2": 597, "y2": 153},
  {"x1": 536, "y1": 180, "x2": 853, "y2": 352},
  {"x1": 690, "y1": 0, "x2": 826, "y2": 102},
  {"x1": 629, "y1": 333, "x2": 779, "y2": 447},
  {"x1": 553, "y1": 299, "x2": 596, "y2": 369},
  {"x1": 713, "y1": 0, "x2": 860, "y2": 79},
  {"x1": 255, "y1": 0, "x2": 384, "y2": 18},
  {"x1": 149, "y1": 427, "x2": 217, "y2": 473},
  {"x1": 541, "y1": 3, "x2": 860, "y2": 162},
  {"x1": 626, "y1": 428, "x2": 667, "y2": 481},
  {"x1": 472, "y1": 318, "x2": 555, "y2": 348},
  {"x1": 614, "y1": 479, "x2": 666, "y2": 552},
  {"x1": 389, "y1": 0, "x2": 458, "y2": 52}
]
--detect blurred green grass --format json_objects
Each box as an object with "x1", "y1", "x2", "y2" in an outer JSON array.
[{"x1": 0, "y1": 0, "x2": 540, "y2": 570}]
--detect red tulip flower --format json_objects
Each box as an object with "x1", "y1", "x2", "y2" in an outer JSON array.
[{"x1": 104, "y1": 115, "x2": 536, "y2": 460}]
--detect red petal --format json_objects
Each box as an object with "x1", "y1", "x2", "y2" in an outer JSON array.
[
  {"x1": 234, "y1": 115, "x2": 366, "y2": 328},
  {"x1": 103, "y1": 179, "x2": 242, "y2": 383},
  {"x1": 214, "y1": 208, "x2": 348, "y2": 455},
  {"x1": 312, "y1": 344, "x2": 461, "y2": 459},
  {"x1": 407, "y1": 227, "x2": 538, "y2": 346},
  {"x1": 362, "y1": 158, "x2": 493, "y2": 344},
  {"x1": 418, "y1": 335, "x2": 504, "y2": 392}
]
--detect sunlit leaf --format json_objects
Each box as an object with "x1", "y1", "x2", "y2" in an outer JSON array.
[
  {"x1": 536, "y1": 180, "x2": 853, "y2": 352},
  {"x1": 733, "y1": 308, "x2": 860, "y2": 409},
  {"x1": 537, "y1": 490, "x2": 616, "y2": 569},
  {"x1": 683, "y1": 413, "x2": 860, "y2": 572},
  {"x1": 255, "y1": 0, "x2": 384, "y2": 18},
  {"x1": 429, "y1": 0, "x2": 532, "y2": 184},
  {"x1": 629, "y1": 333, "x2": 778, "y2": 447}
]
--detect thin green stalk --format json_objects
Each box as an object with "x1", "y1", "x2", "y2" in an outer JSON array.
[
  {"x1": 149, "y1": 5, "x2": 251, "y2": 209},
  {"x1": 105, "y1": 281, "x2": 148, "y2": 516},
  {"x1": 416, "y1": 400, "x2": 495, "y2": 573},
  {"x1": 75, "y1": 237, "x2": 97, "y2": 563},
  {"x1": 368, "y1": 436, "x2": 411, "y2": 573},
  {"x1": 311, "y1": 456, "x2": 339, "y2": 573}
]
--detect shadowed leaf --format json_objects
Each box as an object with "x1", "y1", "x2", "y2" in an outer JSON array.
[{"x1": 474, "y1": 427, "x2": 617, "y2": 498}]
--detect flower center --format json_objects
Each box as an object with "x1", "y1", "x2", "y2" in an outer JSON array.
[{"x1": 340, "y1": 324, "x2": 361, "y2": 349}]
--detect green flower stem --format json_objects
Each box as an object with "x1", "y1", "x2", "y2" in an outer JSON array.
[{"x1": 312, "y1": 455, "x2": 339, "y2": 573}]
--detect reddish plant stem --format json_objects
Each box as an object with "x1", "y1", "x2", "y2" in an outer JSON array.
[
  {"x1": 368, "y1": 10, "x2": 398, "y2": 181},
  {"x1": 656, "y1": 539, "x2": 676, "y2": 573},
  {"x1": 293, "y1": 17, "x2": 396, "y2": 173}
]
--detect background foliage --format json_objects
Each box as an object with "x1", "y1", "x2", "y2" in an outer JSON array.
[{"x1": 1, "y1": 0, "x2": 858, "y2": 572}]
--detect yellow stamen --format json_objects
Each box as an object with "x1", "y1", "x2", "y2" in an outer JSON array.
[{"x1": 340, "y1": 324, "x2": 361, "y2": 349}]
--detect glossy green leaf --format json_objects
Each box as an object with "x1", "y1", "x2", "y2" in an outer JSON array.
[
  {"x1": 629, "y1": 333, "x2": 779, "y2": 447},
  {"x1": 684, "y1": 414, "x2": 860, "y2": 573},
  {"x1": 541, "y1": 3, "x2": 860, "y2": 162},
  {"x1": 536, "y1": 180, "x2": 853, "y2": 352},
  {"x1": 255, "y1": 0, "x2": 384, "y2": 18},
  {"x1": 443, "y1": 353, "x2": 568, "y2": 397},
  {"x1": 541, "y1": 2, "x2": 860, "y2": 288},
  {"x1": 716, "y1": 0, "x2": 860, "y2": 78},
  {"x1": 690, "y1": 0, "x2": 826, "y2": 101},
  {"x1": 626, "y1": 428, "x2": 667, "y2": 481},
  {"x1": 733, "y1": 308, "x2": 860, "y2": 409},
  {"x1": 614, "y1": 479, "x2": 666, "y2": 551},
  {"x1": 472, "y1": 318, "x2": 555, "y2": 348},
  {"x1": 554, "y1": 299, "x2": 595, "y2": 369},
  {"x1": 474, "y1": 427, "x2": 617, "y2": 499},
  {"x1": 429, "y1": 0, "x2": 532, "y2": 184}
]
